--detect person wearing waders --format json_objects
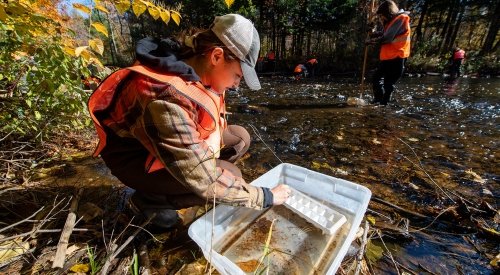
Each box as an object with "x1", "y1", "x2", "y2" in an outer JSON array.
[
  {"x1": 367, "y1": 0, "x2": 411, "y2": 105},
  {"x1": 88, "y1": 14, "x2": 291, "y2": 230},
  {"x1": 450, "y1": 47, "x2": 465, "y2": 78},
  {"x1": 305, "y1": 58, "x2": 318, "y2": 77}
]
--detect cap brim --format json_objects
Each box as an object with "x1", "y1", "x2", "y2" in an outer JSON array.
[{"x1": 241, "y1": 61, "x2": 261, "y2": 90}]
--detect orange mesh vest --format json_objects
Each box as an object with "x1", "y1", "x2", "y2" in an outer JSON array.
[
  {"x1": 294, "y1": 65, "x2": 304, "y2": 73},
  {"x1": 380, "y1": 14, "x2": 411, "y2": 61},
  {"x1": 88, "y1": 65, "x2": 225, "y2": 173}
]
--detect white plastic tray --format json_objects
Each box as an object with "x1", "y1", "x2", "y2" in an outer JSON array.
[
  {"x1": 188, "y1": 163, "x2": 371, "y2": 275},
  {"x1": 285, "y1": 187, "x2": 347, "y2": 235}
]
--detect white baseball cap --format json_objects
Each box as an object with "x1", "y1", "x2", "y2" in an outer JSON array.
[{"x1": 211, "y1": 14, "x2": 261, "y2": 90}]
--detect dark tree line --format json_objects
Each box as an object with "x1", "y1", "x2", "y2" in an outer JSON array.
[{"x1": 101, "y1": 0, "x2": 498, "y2": 73}]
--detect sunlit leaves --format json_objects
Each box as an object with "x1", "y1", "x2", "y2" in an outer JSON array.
[
  {"x1": 89, "y1": 38, "x2": 104, "y2": 55},
  {"x1": 160, "y1": 9, "x2": 170, "y2": 24},
  {"x1": 6, "y1": 0, "x2": 29, "y2": 15},
  {"x1": 171, "y1": 10, "x2": 181, "y2": 26},
  {"x1": 72, "y1": 3, "x2": 91, "y2": 14},
  {"x1": 224, "y1": 0, "x2": 235, "y2": 8},
  {"x1": 0, "y1": 4, "x2": 7, "y2": 22},
  {"x1": 132, "y1": 0, "x2": 147, "y2": 17},
  {"x1": 75, "y1": 46, "x2": 89, "y2": 57},
  {"x1": 91, "y1": 22, "x2": 108, "y2": 37},
  {"x1": 94, "y1": 4, "x2": 109, "y2": 14},
  {"x1": 113, "y1": 0, "x2": 130, "y2": 15},
  {"x1": 64, "y1": 46, "x2": 76, "y2": 56},
  {"x1": 148, "y1": 6, "x2": 160, "y2": 20}
]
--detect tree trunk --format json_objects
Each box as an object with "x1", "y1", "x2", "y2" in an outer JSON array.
[
  {"x1": 440, "y1": 1, "x2": 458, "y2": 53},
  {"x1": 480, "y1": 0, "x2": 500, "y2": 54},
  {"x1": 414, "y1": 0, "x2": 429, "y2": 42},
  {"x1": 447, "y1": 4, "x2": 465, "y2": 50}
]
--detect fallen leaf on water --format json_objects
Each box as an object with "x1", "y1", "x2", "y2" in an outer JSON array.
[
  {"x1": 367, "y1": 215, "x2": 376, "y2": 225},
  {"x1": 365, "y1": 240, "x2": 384, "y2": 264},
  {"x1": 465, "y1": 169, "x2": 486, "y2": 184},
  {"x1": 408, "y1": 138, "x2": 419, "y2": 142},
  {"x1": 490, "y1": 253, "x2": 499, "y2": 267}
]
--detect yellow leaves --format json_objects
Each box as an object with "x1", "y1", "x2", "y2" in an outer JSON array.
[
  {"x1": 75, "y1": 46, "x2": 89, "y2": 57},
  {"x1": 160, "y1": 9, "x2": 170, "y2": 24},
  {"x1": 0, "y1": 238, "x2": 30, "y2": 264},
  {"x1": 114, "y1": 0, "x2": 130, "y2": 15},
  {"x1": 171, "y1": 10, "x2": 181, "y2": 26},
  {"x1": 0, "y1": 4, "x2": 7, "y2": 22},
  {"x1": 224, "y1": 0, "x2": 235, "y2": 8},
  {"x1": 73, "y1": 3, "x2": 91, "y2": 14},
  {"x1": 92, "y1": 22, "x2": 108, "y2": 37},
  {"x1": 6, "y1": 0, "x2": 29, "y2": 16},
  {"x1": 89, "y1": 38, "x2": 104, "y2": 55},
  {"x1": 70, "y1": 263, "x2": 90, "y2": 273},
  {"x1": 132, "y1": 0, "x2": 147, "y2": 17},
  {"x1": 366, "y1": 215, "x2": 376, "y2": 225},
  {"x1": 94, "y1": 4, "x2": 109, "y2": 14},
  {"x1": 148, "y1": 6, "x2": 160, "y2": 20},
  {"x1": 130, "y1": 0, "x2": 180, "y2": 25},
  {"x1": 64, "y1": 46, "x2": 76, "y2": 56}
]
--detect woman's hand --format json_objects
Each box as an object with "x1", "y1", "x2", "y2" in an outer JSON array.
[{"x1": 271, "y1": 184, "x2": 292, "y2": 205}]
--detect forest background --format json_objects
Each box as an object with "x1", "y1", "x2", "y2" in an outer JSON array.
[{"x1": 0, "y1": 0, "x2": 499, "y2": 183}]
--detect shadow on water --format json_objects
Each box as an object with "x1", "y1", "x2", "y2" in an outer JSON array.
[{"x1": 1, "y1": 76, "x2": 497, "y2": 274}]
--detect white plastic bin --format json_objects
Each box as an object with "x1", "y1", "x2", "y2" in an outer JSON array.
[{"x1": 188, "y1": 163, "x2": 371, "y2": 274}]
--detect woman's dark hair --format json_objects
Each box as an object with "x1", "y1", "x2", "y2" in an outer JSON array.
[
  {"x1": 376, "y1": 0, "x2": 399, "y2": 21},
  {"x1": 177, "y1": 29, "x2": 239, "y2": 61}
]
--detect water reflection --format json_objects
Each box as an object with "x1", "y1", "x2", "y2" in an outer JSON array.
[{"x1": 444, "y1": 77, "x2": 460, "y2": 95}]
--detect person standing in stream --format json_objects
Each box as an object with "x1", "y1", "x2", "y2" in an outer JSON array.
[
  {"x1": 88, "y1": 14, "x2": 291, "y2": 229},
  {"x1": 367, "y1": 0, "x2": 411, "y2": 105}
]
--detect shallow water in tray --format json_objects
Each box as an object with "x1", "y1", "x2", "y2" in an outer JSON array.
[{"x1": 218, "y1": 205, "x2": 346, "y2": 274}]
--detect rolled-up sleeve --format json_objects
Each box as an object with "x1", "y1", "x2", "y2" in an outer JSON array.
[{"x1": 141, "y1": 97, "x2": 265, "y2": 209}]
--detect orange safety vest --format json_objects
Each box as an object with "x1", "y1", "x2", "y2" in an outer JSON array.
[
  {"x1": 380, "y1": 14, "x2": 411, "y2": 61},
  {"x1": 88, "y1": 65, "x2": 225, "y2": 173},
  {"x1": 307, "y1": 58, "x2": 318, "y2": 65},
  {"x1": 294, "y1": 64, "x2": 305, "y2": 73}
]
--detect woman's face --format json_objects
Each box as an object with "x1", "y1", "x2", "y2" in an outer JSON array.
[{"x1": 204, "y1": 48, "x2": 243, "y2": 93}]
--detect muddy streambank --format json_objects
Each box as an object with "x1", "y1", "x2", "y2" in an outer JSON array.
[{"x1": 0, "y1": 75, "x2": 498, "y2": 274}]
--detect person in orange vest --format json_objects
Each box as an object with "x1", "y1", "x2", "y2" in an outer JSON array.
[
  {"x1": 367, "y1": 0, "x2": 411, "y2": 105},
  {"x1": 265, "y1": 50, "x2": 276, "y2": 72},
  {"x1": 305, "y1": 58, "x2": 318, "y2": 77},
  {"x1": 88, "y1": 14, "x2": 291, "y2": 229},
  {"x1": 294, "y1": 63, "x2": 308, "y2": 80},
  {"x1": 450, "y1": 47, "x2": 465, "y2": 78}
]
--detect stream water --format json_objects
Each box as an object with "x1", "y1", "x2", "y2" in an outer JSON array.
[
  {"x1": 223, "y1": 75, "x2": 499, "y2": 274},
  {"x1": 3, "y1": 75, "x2": 497, "y2": 274}
]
